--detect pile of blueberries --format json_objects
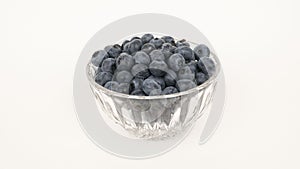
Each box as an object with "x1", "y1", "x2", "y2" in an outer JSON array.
[{"x1": 90, "y1": 33, "x2": 216, "y2": 96}]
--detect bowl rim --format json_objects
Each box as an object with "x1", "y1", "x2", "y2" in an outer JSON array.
[{"x1": 86, "y1": 42, "x2": 221, "y2": 100}]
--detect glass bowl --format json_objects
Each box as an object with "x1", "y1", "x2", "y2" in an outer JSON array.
[{"x1": 86, "y1": 33, "x2": 221, "y2": 139}]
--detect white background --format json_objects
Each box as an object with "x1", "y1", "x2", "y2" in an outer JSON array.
[{"x1": 1, "y1": 0, "x2": 300, "y2": 168}]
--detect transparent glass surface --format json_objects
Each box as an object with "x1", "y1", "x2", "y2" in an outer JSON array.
[{"x1": 86, "y1": 33, "x2": 221, "y2": 139}]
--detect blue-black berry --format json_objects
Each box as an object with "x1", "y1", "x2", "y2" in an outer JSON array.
[
  {"x1": 101, "y1": 58, "x2": 116, "y2": 73},
  {"x1": 141, "y1": 43, "x2": 156, "y2": 54},
  {"x1": 150, "y1": 49, "x2": 165, "y2": 61},
  {"x1": 175, "y1": 46, "x2": 195, "y2": 62},
  {"x1": 150, "y1": 38, "x2": 164, "y2": 49},
  {"x1": 116, "y1": 53, "x2": 134, "y2": 71},
  {"x1": 131, "y1": 64, "x2": 150, "y2": 79},
  {"x1": 162, "y1": 86, "x2": 178, "y2": 95},
  {"x1": 91, "y1": 50, "x2": 109, "y2": 67},
  {"x1": 197, "y1": 57, "x2": 216, "y2": 77},
  {"x1": 147, "y1": 76, "x2": 166, "y2": 89},
  {"x1": 164, "y1": 69, "x2": 177, "y2": 86},
  {"x1": 104, "y1": 81, "x2": 119, "y2": 92},
  {"x1": 161, "y1": 36, "x2": 175, "y2": 45},
  {"x1": 141, "y1": 33, "x2": 154, "y2": 44},
  {"x1": 133, "y1": 51, "x2": 150, "y2": 65},
  {"x1": 195, "y1": 72, "x2": 208, "y2": 85},
  {"x1": 194, "y1": 44, "x2": 210, "y2": 60},
  {"x1": 142, "y1": 78, "x2": 162, "y2": 95},
  {"x1": 95, "y1": 72, "x2": 113, "y2": 86},
  {"x1": 176, "y1": 79, "x2": 196, "y2": 92},
  {"x1": 168, "y1": 53, "x2": 185, "y2": 72},
  {"x1": 115, "y1": 70, "x2": 133, "y2": 83},
  {"x1": 130, "y1": 78, "x2": 144, "y2": 92},
  {"x1": 177, "y1": 66, "x2": 195, "y2": 80},
  {"x1": 149, "y1": 60, "x2": 168, "y2": 77}
]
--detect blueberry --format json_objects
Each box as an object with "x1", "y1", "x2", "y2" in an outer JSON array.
[
  {"x1": 141, "y1": 43, "x2": 156, "y2": 54},
  {"x1": 104, "y1": 45, "x2": 112, "y2": 52},
  {"x1": 115, "y1": 70, "x2": 133, "y2": 83},
  {"x1": 131, "y1": 36, "x2": 141, "y2": 41},
  {"x1": 142, "y1": 78, "x2": 162, "y2": 95},
  {"x1": 130, "y1": 89, "x2": 146, "y2": 96},
  {"x1": 95, "y1": 72, "x2": 113, "y2": 86},
  {"x1": 104, "y1": 81, "x2": 119, "y2": 92},
  {"x1": 161, "y1": 50, "x2": 173, "y2": 59},
  {"x1": 126, "y1": 39, "x2": 142, "y2": 54},
  {"x1": 131, "y1": 64, "x2": 150, "y2": 79},
  {"x1": 149, "y1": 60, "x2": 168, "y2": 77},
  {"x1": 161, "y1": 36, "x2": 175, "y2": 45},
  {"x1": 121, "y1": 40, "x2": 130, "y2": 51},
  {"x1": 194, "y1": 44, "x2": 210, "y2": 60},
  {"x1": 195, "y1": 72, "x2": 208, "y2": 85},
  {"x1": 197, "y1": 57, "x2": 216, "y2": 77},
  {"x1": 147, "y1": 76, "x2": 166, "y2": 89},
  {"x1": 176, "y1": 39, "x2": 190, "y2": 47},
  {"x1": 106, "y1": 44, "x2": 122, "y2": 58},
  {"x1": 96, "y1": 67, "x2": 102, "y2": 75},
  {"x1": 150, "y1": 38, "x2": 164, "y2": 49},
  {"x1": 117, "y1": 83, "x2": 130, "y2": 94},
  {"x1": 149, "y1": 49, "x2": 165, "y2": 61},
  {"x1": 91, "y1": 50, "x2": 108, "y2": 67},
  {"x1": 167, "y1": 53, "x2": 185, "y2": 72},
  {"x1": 162, "y1": 86, "x2": 178, "y2": 95},
  {"x1": 176, "y1": 79, "x2": 196, "y2": 92},
  {"x1": 175, "y1": 46, "x2": 195, "y2": 62},
  {"x1": 101, "y1": 58, "x2": 116, "y2": 73},
  {"x1": 133, "y1": 51, "x2": 150, "y2": 65},
  {"x1": 178, "y1": 66, "x2": 195, "y2": 80},
  {"x1": 164, "y1": 69, "x2": 177, "y2": 86},
  {"x1": 161, "y1": 43, "x2": 176, "y2": 53},
  {"x1": 149, "y1": 88, "x2": 162, "y2": 96},
  {"x1": 116, "y1": 53, "x2": 134, "y2": 71},
  {"x1": 141, "y1": 33, "x2": 154, "y2": 44},
  {"x1": 130, "y1": 78, "x2": 144, "y2": 92},
  {"x1": 187, "y1": 60, "x2": 198, "y2": 73}
]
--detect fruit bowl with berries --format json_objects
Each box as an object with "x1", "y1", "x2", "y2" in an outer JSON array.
[{"x1": 86, "y1": 33, "x2": 221, "y2": 139}]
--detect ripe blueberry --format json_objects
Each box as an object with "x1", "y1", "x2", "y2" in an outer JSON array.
[
  {"x1": 141, "y1": 43, "x2": 156, "y2": 54},
  {"x1": 194, "y1": 44, "x2": 210, "y2": 60},
  {"x1": 197, "y1": 57, "x2": 216, "y2": 77},
  {"x1": 116, "y1": 53, "x2": 134, "y2": 71},
  {"x1": 142, "y1": 78, "x2": 162, "y2": 95},
  {"x1": 149, "y1": 60, "x2": 168, "y2": 77},
  {"x1": 150, "y1": 38, "x2": 164, "y2": 49},
  {"x1": 175, "y1": 46, "x2": 195, "y2": 62},
  {"x1": 130, "y1": 78, "x2": 144, "y2": 92},
  {"x1": 147, "y1": 76, "x2": 166, "y2": 89},
  {"x1": 91, "y1": 50, "x2": 108, "y2": 67},
  {"x1": 116, "y1": 70, "x2": 133, "y2": 83},
  {"x1": 141, "y1": 33, "x2": 154, "y2": 44},
  {"x1": 101, "y1": 58, "x2": 116, "y2": 73},
  {"x1": 161, "y1": 36, "x2": 175, "y2": 45},
  {"x1": 195, "y1": 72, "x2": 208, "y2": 85},
  {"x1": 168, "y1": 53, "x2": 185, "y2": 72},
  {"x1": 176, "y1": 79, "x2": 196, "y2": 92},
  {"x1": 177, "y1": 66, "x2": 195, "y2": 80},
  {"x1": 106, "y1": 44, "x2": 122, "y2": 58},
  {"x1": 95, "y1": 72, "x2": 113, "y2": 86},
  {"x1": 162, "y1": 86, "x2": 178, "y2": 95},
  {"x1": 104, "y1": 81, "x2": 119, "y2": 92},
  {"x1": 117, "y1": 83, "x2": 130, "y2": 94},
  {"x1": 164, "y1": 69, "x2": 177, "y2": 86},
  {"x1": 131, "y1": 64, "x2": 150, "y2": 79},
  {"x1": 149, "y1": 49, "x2": 165, "y2": 61},
  {"x1": 133, "y1": 51, "x2": 150, "y2": 65}
]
